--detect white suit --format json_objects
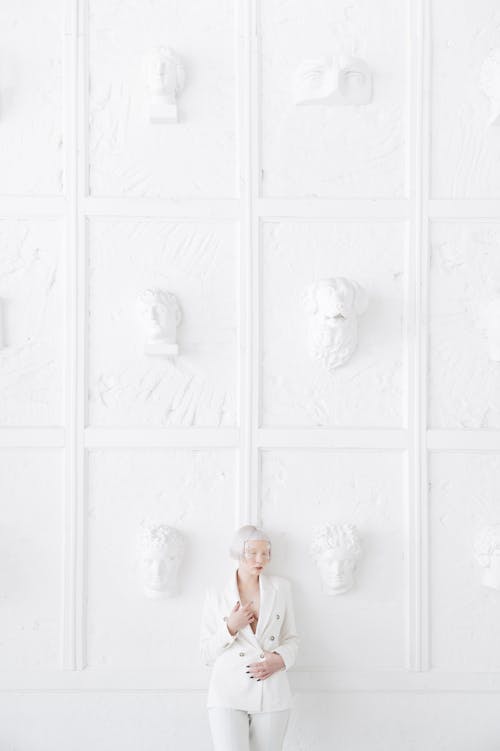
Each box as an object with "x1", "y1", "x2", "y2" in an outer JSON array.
[{"x1": 200, "y1": 570, "x2": 299, "y2": 713}]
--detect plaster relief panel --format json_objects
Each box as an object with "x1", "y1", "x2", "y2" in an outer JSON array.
[
  {"x1": 87, "y1": 219, "x2": 238, "y2": 427},
  {"x1": 261, "y1": 450, "x2": 405, "y2": 670},
  {"x1": 0, "y1": 0, "x2": 63, "y2": 195},
  {"x1": 431, "y1": 1, "x2": 500, "y2": 197},
  {"x1": 87, "y1": 449, "x2": 236, "y2": 669},
  {"x1": 0, "y1": 449, "x2": 62, "y2": 669},
  {"x1": 0, "y1": 218, "x2": 64, "y2": 425},
  {"x1": 261, "y1": 221, "x2": 405, "y2": 428},
  {"x1": 260, "y1": 0, "x2": 407, "y2": 198},
  {"x1": 429, "y1": 453, "x2": 500, "y2": 671},
  {"x1": 429, "y1": 222, "x2": 500, "y2": 429},
  {"x1": 88, "y1": 0, "x2": 237, "y2": 198}
]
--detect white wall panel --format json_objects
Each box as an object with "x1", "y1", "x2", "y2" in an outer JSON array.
[
  {"x1": 261, "y1": 220, "x2": 406, "y2": 427},
  {"x1": 87, "y1": 218, "x2": 238, "y2": 427},
  {"x1": 260, "y1": 0, "x2": 408, "y2": 198},
  {"x1": 261, "y1": 449, "x2": 406, "y2": 670},
  {"x1": 0, "y1": 449, "x2": 62, "y2": 669},
  {"x1": 0, "y1": 218, "x2": 64, "y2": 426},
  {"x1": 88, "y1": 0, "x2": 237, "y2": 198},
  {"x1": 86, "y1": 448, "x2": 237, "y2": 668},
  {"x1": 429, "y1": 222, "x2": 500, "y2": 429}
]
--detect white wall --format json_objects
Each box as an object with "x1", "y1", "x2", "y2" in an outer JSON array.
[{"x1": 1, "y1": 0, "x2": 500, "y2": 749}]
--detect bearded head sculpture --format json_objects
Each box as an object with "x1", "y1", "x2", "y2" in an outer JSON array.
[{"x1": 301, "y1": 277, "x2": 368, "y2": 371}]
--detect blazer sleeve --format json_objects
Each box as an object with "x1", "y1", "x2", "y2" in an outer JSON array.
[
  {"x1": 199, "y1": 588, "x2": 238, "y2": 668},
  {"x1": 271, "y1": 579, "x2": 299, "y2": 672}
]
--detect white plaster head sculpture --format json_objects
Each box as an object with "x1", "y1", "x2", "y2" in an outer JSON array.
[
  {"x1": 138, "y1": 523, "x2": 185, "y2": 598},
  {"x1": 137, "y1": 288, "x2": 182, "y2": 356},
  {"x1": 479, "y1": 48, "x2": 500, "y2": 126},
  {"x1": 143, "y1": 45, "x2": 186, "y2": 123},
  {"x1": 470, "y1": 294, "x2": 500, "y2": 362},
  {"x1": 301, "y1": 277, "x2": 368, "y2": 371},
  {"x1": 474, "y1": 524, "x2": 500, "y2": 591},
  {"x1": 310, "y1": 523, "x2": 362, "y2": 595},
  {"x1": 292, "y1": 55, "x2": 372, "y2": 106}
]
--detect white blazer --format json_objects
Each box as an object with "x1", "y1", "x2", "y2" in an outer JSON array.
[{"x1": 200, "y1": 569, "x2": 299, "y2": 713}]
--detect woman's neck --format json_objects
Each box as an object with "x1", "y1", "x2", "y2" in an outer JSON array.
[{"x1": 237, "y1": 567, "x2": 259, "y2": 589}]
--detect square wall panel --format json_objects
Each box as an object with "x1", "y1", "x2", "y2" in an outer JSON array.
[
  {"x1": 0, "y1": 0, "x2": 63, "y2": 195},
  {"x1": 431, "y1": 0, "x2": 500, "y2": 198},
  {"x1": 429, "y1": 222, "x2": 500, "y2": 429},
  {"x1": 260, "y1": 0, "x2": 408, "y2": 198},
  {"x1": 0, "y1": 449, "x2": 62, "y2": 669},
  {"x1": 0, "y1": 218, "x2": 64, "y2": 426},
  {"x1": 88, "y1": 0, "x2": 237, "y2": 198},
  {"x1": 261, "y1": 221, "x2": 406, "y2": 428},
  {"x1": 429, "y1": 452, "x2": 500, "y2": 671},
  {"x1": 87, "y1": 219, "x2": 238, "y2": 427},
  {"x1": 86, "y1": 449, "x2": 237, "y2": 669},
  {"x1": 261, "y1": 450, "x2": 406, "y2": 670}
]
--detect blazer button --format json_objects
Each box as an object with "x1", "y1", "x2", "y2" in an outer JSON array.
[
  {"x1": 276, "y1": 614, "x2": 280, "y2": 620},
  {"x1": 239, "y1": 652, "x2": 245, "y2": 657},
  {"x1": 259, "y1": 653, "x2": 265, "y2": 659},
  {"x1": 270, "y1": 635, "x2": 275, "y2": 641}
]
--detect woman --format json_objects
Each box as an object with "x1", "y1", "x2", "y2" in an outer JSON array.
[{"x1": 200, "y1": 525, "x2": 299, "y2": 751}]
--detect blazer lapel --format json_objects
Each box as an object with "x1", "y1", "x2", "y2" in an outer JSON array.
[{"x1": 222, "y1": 569, "x2": 276, "y2": 648}]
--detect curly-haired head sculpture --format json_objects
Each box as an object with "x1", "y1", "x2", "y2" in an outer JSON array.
[
  {"x1": 138, "y1": 523, "x2": 185, "y2": 598},
  {"x1": 474, "y1": 524, "x2": 500, "y2": 590},
  {"x1": 229, "y1": 524, "x2": 272, "y2": 562},
  {"x1": 301, "y1": 277, "x2": 368, "y2": 371},
  {"x1": 137, "y1": 287, "x2": 182, "y2": 356},
  {"x1": 310, "y1": 522, "x2": 362, "y2": 595}
]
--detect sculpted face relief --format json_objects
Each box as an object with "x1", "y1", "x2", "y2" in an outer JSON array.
[
  {"x1": 310, "y1": 523, "x2": 362, "y2": 595},
  {"x1": 474, "y1": 525, "x2": 500, "y2": 591},
  {"x1": 138, "y1": 523, "x2": 185, "y2": 598},
  {"x1": 292, "y1": 55, "x2": 372, "y2": 106},
  {"x1": 137, "y1": 288, "x2": 182, "y2": 356},
  {"x1": 302, "y1": 277, "x2": 368, "y2": 371}
]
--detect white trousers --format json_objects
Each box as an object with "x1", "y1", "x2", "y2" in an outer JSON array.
[{"x1": 208, "y1": 707, "x2": 290, "y2": 751}]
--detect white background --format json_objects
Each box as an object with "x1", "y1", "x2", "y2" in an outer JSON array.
[{"x1": 1, "y1": 0, "x2": 500, "y2": 748}]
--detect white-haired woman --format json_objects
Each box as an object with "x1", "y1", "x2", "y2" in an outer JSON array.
[{"x1": 200, "y1": 525, "x2": 299, "y2": 751}]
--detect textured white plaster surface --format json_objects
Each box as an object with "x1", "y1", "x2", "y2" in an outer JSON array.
[
  {"x1": 0, "y1": 450, "x2": 62, "y2": 669},
  {"x1": 261, "y1": 221, "x2": 405, "y2": 427},
  {"x1": 87, "y1": 219, "x2": 238, "y2": 427},
  {"x1": 260, "y1": 0, "x2": 408, "y2": 198},
  {"x1": 429, "y1": 452, "x2": 500, "y2": 671},
  {"x1": 261, "y1": 450, "x2": 405, "y2": 670},
  {"x1": 0, "y1": 1, "x2": 63, "y2": 195},
  {"x1": 1, "y1": 691, "x2": 500, "y2": 751},
  {"x1": 431, "y1": 0, "x2": 500, "y2": 198},
  {"x1": 86, "y1": 449, "x2": 236, "y2": 669},
  {"x1": 88, "y1": 0, "x2": 237, "y2": 198},
  {"x1": 0, "y1": 219, "x2": 64, "y2": 425},
  {"x1": 429, "y1": 223, "x2": 500, "y2": 429}
]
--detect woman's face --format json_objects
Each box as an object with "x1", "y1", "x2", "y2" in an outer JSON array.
[{"x1": 239, "y1": 539, "x2": 271, "y2": 575}]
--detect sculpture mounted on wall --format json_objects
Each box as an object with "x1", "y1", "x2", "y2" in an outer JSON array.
[
  {"x1": 301, "y1": 277, "x2": 368, "y2": 371},
  {"x1": 470, "y1": 295, "x2": 500, "y2": 361},
  {"x1": 143, "y1": 45, "x2": 186, "y2": 123},
  {"x1": 138, "y1": 523, "x2": 185, "y2": 598},
  {"x1": 310, "y1": 523, "x2": 362, "y2": 595},
  {"x1": 137, "y1": 288, "x2": 182, "y2": 356},
  {"x1": 292, "y1": 55, "x2": 372, "y2": 106},
  {"x1": 479, "y1": 47, "x2": 500, "y2": 126},
  {"x1": 474, "y1": 524, "x2": 500, "y2": 591}
]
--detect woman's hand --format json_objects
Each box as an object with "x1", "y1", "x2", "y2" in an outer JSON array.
[
  {"x1": 226, "y1": 601, "x2": 256, "y2": 636},
  {"x1": 246, "y1": 650, "x2": 285, "y2": 680}
]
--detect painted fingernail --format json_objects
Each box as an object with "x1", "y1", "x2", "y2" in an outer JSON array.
[
  {"x1": 257, "y1": 679, "x2": 261, "y2": 681},
  {"x1": 246, "y1": 671, "x2": 250, "y2": 674}
]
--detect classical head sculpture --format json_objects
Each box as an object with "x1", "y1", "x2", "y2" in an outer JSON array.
[
  {"x1": 479, "y1": 47, "x2": 500, "y2": 126},
  {"x1": 137, "y1": 288, "x2": 182, "y2": 356},
  {"x1": 301, "y1": 277, "x2": 368, "y2": 371},
  {"x1": 292, "y1": 54, "x2": 372, "y2": 106},
  {"x1": 310, "y1": 523, "x2": 362, "y2": 595},
  {"x1": 138, "y1": 523, "x2": 185, "y2": 598},
  {"x1": 143, "y1": 45, "x2": 186, "y2": 123},
  {"x1": 474, "y1": 524, "x2": 500, "y2": 591}
]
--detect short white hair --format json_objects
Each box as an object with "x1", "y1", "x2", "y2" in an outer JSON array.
[{"x1": 229, "y1": 524, "x2": 272, "y2": 561}]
